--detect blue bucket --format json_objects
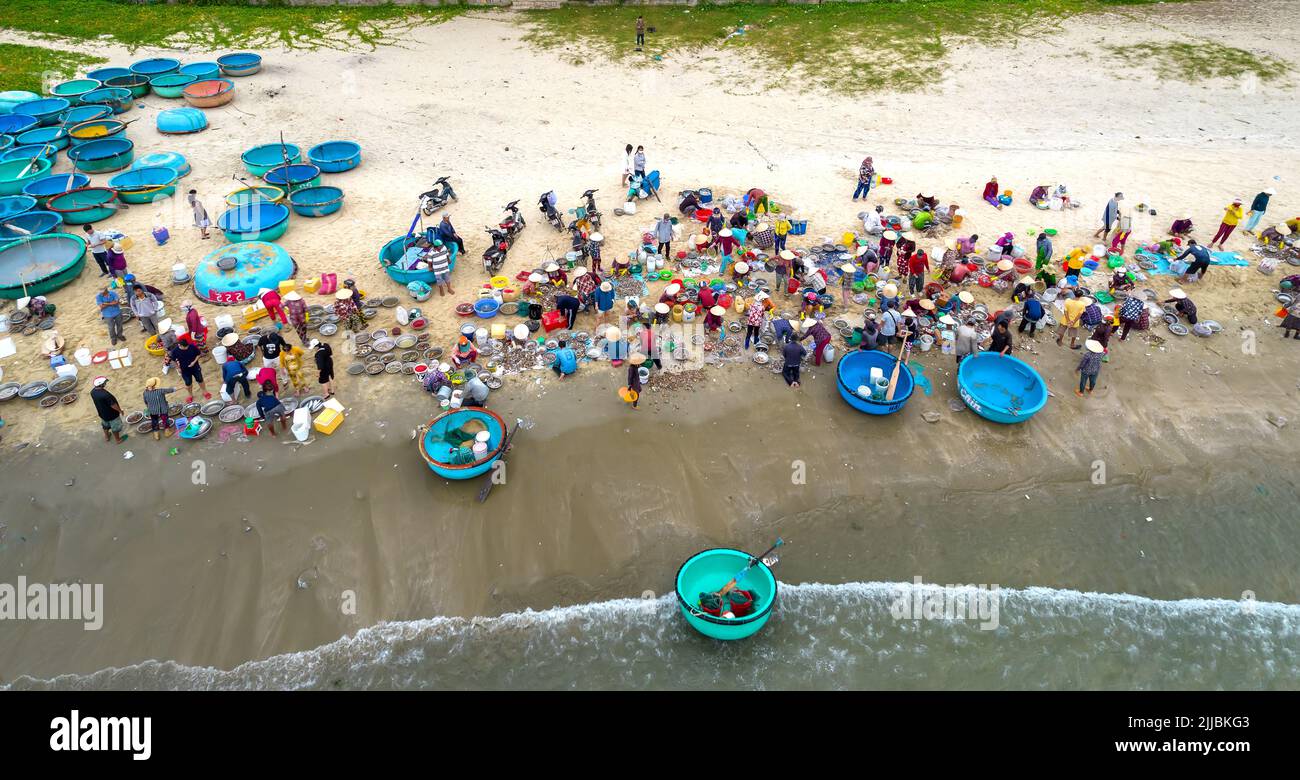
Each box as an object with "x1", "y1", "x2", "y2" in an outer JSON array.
[{"x1": 697, "y1": 187, "x2": 712, "y2": 203}]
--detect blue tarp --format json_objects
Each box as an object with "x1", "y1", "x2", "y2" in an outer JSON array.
[{"x1": 1134, "y1": 249, "x2": 1248, "y2": 276}]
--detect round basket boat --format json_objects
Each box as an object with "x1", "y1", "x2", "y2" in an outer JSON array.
[
  {"x1": 48, "y1": 79, "x2": 102, "y2": 102},
  {"x1": 103, "y1": 73, "x2": 153, "y2": 99},
  {"x1": 108, "y1": 166, "x2": 179, "y2": 204},
  {"x1": 263, "y1": 163, "x2": 320, "y2": 193},
  {"x1": 129, "y1": 57, "x2": 181, "y2": 79},
  {"x1": 0, "y1": 137, "x2": 10, "y2": 155},
  {"x1": 418, "y1": 407, "x2": 510, "y2": 480},
  {"x1": 0, "y1": 210, "x2": 64, "y2": 245},
  {"x1": 306, "y1": 140, "x2": 361, "y2": 173},
  {"x1": 217, "y1": 52, "x2": 263, "y2": 77},
  {"x1": 0, "y1": 157, "x2": 53, "y2": 197},
  {"x1": 14, "y1": 125, "x2": 70, "y2": 153},
  {"x1": 148, "y1": 73, "x2": 197, "y2": 99},
  {"x1": 79, "y1": 87, "x2": 134, "y2": 114},
  {"x1": 11, "y1": 97, "x2": 71, "y2": 127},
  {"x1": 675, "y1": 548, "x2": 778, "y2": 640},
  {"x1": 47, "y1": 187, "x2": 120, "y2": 225},
  {"x1": 836, "y1": 349, "x2": 914, "y2": 415},
  {"x1": 179, "y1": 62, "x2": 222, "y2": 81},
  {"x1": 378, "y1": 234, "x2": 458, "y2": 285},
  {"x1": 182, "y1": 79, "x2": 235, "y2": 108},
  {"x1": 225, "y1": 185, "x2": 285, "y2": 208},
  {"x1": 0, "y1": 114, "x2": 39, "y2": 136},
  {"x1": 58, "y1": 104, "x2": 113, "y2": 127},
  {"x1": 287, "y1": 185, "x2": 344, "y2": 217},
  {"x1": 68, "y1": 117, "x2": 128, "y2": 146},
  {"x1": 217, "y1": 201, "x2": 290, "y2": 243},
  {"x1": 22, "y1": 173, "x2": 89, "y2": 206},
  {"x1": 0, "y1": 233, "x2": 87, "y2": 299},
  {"x1": 0, "y1": 144, "x2": 58, "y2": 165},
  {"x1": 193, "y1": 240, "x2": 294, "y2": 304},
  {"x1": 85, "y1": 66, "x2": 131, "y2": 83},
  {"x1": 66, "y1": 137, "x2": 135, "y2": 174},
  {"x1": 241, "y1": 143, "x2": 301, "y2": 177},
  {"x1": 956, "y1": 352, "x2": 1048, "y2": 424},
  {"x1": 0, "y1": 195, "x2": 37, "y2": 221},
  {"x1": 132, "y1": 151, "x2": 190, "y2": 178},
  {"x1": 156, "y1": 107, "x2": 207, "y2": 135}
]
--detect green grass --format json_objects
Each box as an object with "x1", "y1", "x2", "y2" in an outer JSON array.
[
  {"x1": 0, "y1": 0, "x2": 465, "y2": 51},
  {"x1": 1107, "y1": 41, "x2": 1290, "y2": 84},
  {"x1": 0, "y1": 42, "x2": 105, "y2": 94},
  {"x1": 520, "y1": 0, "x2": 1185, "y2": 93}
]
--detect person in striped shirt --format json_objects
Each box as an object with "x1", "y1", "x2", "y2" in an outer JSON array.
[{"x1": 428, "y1": 240, "x2": 453, "y2": 296}]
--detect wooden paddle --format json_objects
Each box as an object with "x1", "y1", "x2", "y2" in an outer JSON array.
[
  {"x1": 476, "y1": 417, "x2": 522, "y2": 503},
  {"x1": 885, "y1": 332, "x2": 910, "y2": 401},
  {"x1": 713, "y1": 538, "x2": 785, "y2": 599}
]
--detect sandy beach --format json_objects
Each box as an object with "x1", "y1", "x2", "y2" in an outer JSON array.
[{"x1": 1, "y1": 3, "x2": 1299, "y2": 687}]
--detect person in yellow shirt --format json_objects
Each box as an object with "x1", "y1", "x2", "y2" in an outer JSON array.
[
  {"x1": 1209, "y1": 198, "x2": 1244, "y2": 250},
  {"x1": 773, "y1": 214, "x2": 792, "y2": 254},
  {"x1": 1055, "y1": 291, "x2": 1090, "y2": 349}
]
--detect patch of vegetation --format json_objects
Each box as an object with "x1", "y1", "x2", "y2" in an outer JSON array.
[
  {"x1": 0, "y1": 0, "x2": 465, "y2": 52},
  {"x1": 519, "y1": 0, "x2": 1185, "y2": 94},
  {"x1": 1106, "y1": 40, "x2": 1290, "y2": 84},
  {"x1": 0, "y1": 43, "x2": 105, "y2": 94}
]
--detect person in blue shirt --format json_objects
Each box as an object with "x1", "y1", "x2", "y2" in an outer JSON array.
[
  {"x1": 222, "y1": 355, "x2": 251, "y2": 401},
  {"x1": 551, "y1": 340, "x2": 578, "y2": 379},
  {"x1": 1018, "y1": 290, "x2": 1045, "y2": 336},
  {"x1": 435, "y1": 214, "x2": 464, "y2": 257},
  {"x1": 770, "y1": 317, "x2": 796, "y2": 344},
  {"x1": 95, "y1": 283, "x2": 124, "y2": 346},
  {"x1": 255, "y1": 381, "x2": 287, "y2": 436},
  {"x1": 594, "y1": 280, "x2": 616, "y2": 327},
  {"x1": 1174, "y1": 239, "x2": 1213, "y2": 284}
]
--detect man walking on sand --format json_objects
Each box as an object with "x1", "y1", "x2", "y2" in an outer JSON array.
[
  {"x1": 188, "y1": 190, "x2": 211, "y2": 240},
  {"x1": 1095, "y1": 192, "x2": 1122, "y2": 239},
  {"x1": 636, "y1": 16, "x2": 646, "y2": 50},
  {"x1": 90, "y1": 376, "x2": 127, "y2": 444}
]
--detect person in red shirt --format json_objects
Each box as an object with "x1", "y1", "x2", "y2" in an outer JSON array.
[
  {"x1": 259, "y1": 288, "x2": 287, "y2": 328},
  {"x1": 907, "y1": 249, "x2": 930, "y2": 294}
]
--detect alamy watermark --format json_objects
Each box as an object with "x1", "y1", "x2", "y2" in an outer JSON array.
[
  {"x1": 0, "y1": 577, "x2": 103, "y2": 630},
  {"x1": 891, "y1": 576, "x2": 1001, "y2": 630}
]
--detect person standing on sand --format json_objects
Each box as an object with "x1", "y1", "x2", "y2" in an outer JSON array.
[
  {"x1": 1109, "y1": 203, "x2": 1133, "y2": 253},
  {"x1": 333, "y1": 288, "x2": 365, "y2": 333},
  {"x1": 284, "y1": 291, "x2": 309, "y2": 345},
  {"x1": 782, "y1": 337, "x2": 805, "y2": 388},
  {"x1": 142, "y1": 377, "x2": 176, "y2": 440},
  {"x1": 626, "y1": 353, "x2": 645, "y2": 409},
  {"x1": 622, "y1": 144, "x2": 634, "y2": 186},
  {"x1": 1174, "y1": 239, "x2": 1213, "y2": 284},
  {"x1": 428, "y1": 239, "x2": 453, "y2": 296},
  {"x1": 96, "y1": 282, "x2": 125, "y2": 346},
  {"x1": 83, "y1": 224, "x2": 112, "y2": 276},
  {"x1": 168, "y1": 334, "x2": 211, "y2": 402},
  {"x1": 635, "y1": 16, "x2": 646, "y2": 50},
  {"x1": 1244, "y1": 188, "x2": 1276, "y2": 234},
  {"x1": 1075, "y1": 339, "x2": 1105, "y2": 396},
  {"x1": 312, "y1": 341, "x2": 335, "y2": 398},
  {"x1": 1056, "y1": 291, "x2": 1088, "y2": 349},
  {"x1": 1019, "y1": 291, "x2": 1045, "y2": 337},
  {"x1": 988, "y1": 320, "x2": 1013, "y2": 356},
  {"x1": 955, "y1": 318, "x2": 979, "y2": 365},
  {"x1": 1209, "y1": 198, "x2": 1244, "y2": 250},
  {"x1": 654, "y1": 213, "x2": 673, "y2": 259},
  {"x1": 853, "y1": 156, "x2": 874, "y2": 201},
  {"x1": 129, "y1": 284, "x2": 162, "y2": 336},
  {"x1": 634, "y1": 146, "x2": 647, "y2": 178},
  {"x1": 188, "y1": 190, "x2": 211, "y2": 240},
  {"x1": 90, "y1": 376, "x2": 127, "y2": 444},
  {"x1": 106, "y1": 240, "x2": 128, "y2": 279},
  {"x1": 1117, "y1": 294, "x2": 1145, "y2": 342},
  {"x1": 1096, "y1": 192, "x2": 1122, "y2": 239}
]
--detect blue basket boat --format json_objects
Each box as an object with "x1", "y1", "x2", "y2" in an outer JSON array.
[
  {"x1": 22, "y1": 173, "x2": 90, "y2": 206},
  {"x1": 48, "y1": 78, "x2": 102, "y2": 102},
  {"x1": 225, "y1": 185, "x2": 284, "y2": 208},
  {"x1": 378, "y1": 234, "x2": 458, "y2": 285},
  {"x1": 0, "y1": 195, "x2": 37, "y2": 221},
  {"x1": 419, "y1": 408, "x2": 510, "y2": 481},
  {"x1": 149, "y1": 73, "x2": 197, "y2": 99},
  {"x1": 59, "y1": 104, "x2": 113, "y2": 127},
  {"x1": 217, "y1": 52, "x2": 263, "y2": 77},
  {"x1": 156, "y1": 107, "x2": 207, "y2": 135},
  {"x1": 287, "y1": 185, "x2": 344, "y2": 217},
  {"x1": 0, "y1": 233, "x2": 87, "y2": 299},
  {"x1": 67, "y1": 137, "x2": 135, "y2": 174},
  {"x1": 130, "y1": 57, "x2": 181, "y2": 78},
  {"x1": 15, "y1": 126, "x2": 70, "y2": 153},
  {"x1": 47, "y1": 187, "x2": 120, "y2": 225},
  {"x1": 675, "y1": 548, "x2": 778, "y2": 640},
  {"x1": 956, "y1": 352, "x2": 1048, "y2": 424},
  {"x1": 1, "y1": 144, "x2": 59, "y2": 165},
  {"x1": 0, "y1": 114, "x2": 39, "y2": 136},
  {"x1": 0, "y1": 91, "x2": 41, "y2": 115},
  {"x1": 263, "y1": 163, "x2": 320, "y2": 193},
  {"x1": 104, "y1": 73, "x2": 153, "y2": 99},
  {"x1": 836, "y1": 349, "x2": 914, "y2": 415},
  {"x1": 179, "y1": 62, "x2": 222, "y2": 81},
  {"x1": 80, "y1": 87, "x2": 134, "y2": 114},
  {"x1": 192, "y1": 241, "x2": 295, "y2": 304},
  {"x1": 242, "y1": 143, "x2": 301, "y2": 177},
  {"x1": 0, "y1": 158, "x2": 53, "y2": 196},
  {"x1": 68, "y1": 118, "x2": 128, "y2": 147},
  {"x1": 307, "y1": 140, "x2": 362, "y2": 173},
  {"x1": 132, "y1": 151, "x2": 191, "y2": 178},
  {"x1": 85, "y1": 66, "x2": 132, "y2": 83},
  {"x1": 109, "y1": 166, "x2": 179, "y2": 204},
  {"x1": 12, "y1": 97, "x2": 71, "y2": 126},
  {"x1": 0, "y1": 210, "x2": 64, "y2": 245},
  {"x1": 217, "y1": 201, "x2": 290, "y2": 243}
]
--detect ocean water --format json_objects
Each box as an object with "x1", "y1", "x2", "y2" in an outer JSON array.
[{"x1": 12, "y1": 582, "x2": 1298, "y2": 690}]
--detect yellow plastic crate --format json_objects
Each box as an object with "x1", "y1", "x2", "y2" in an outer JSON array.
[
  {"x1": 303, "y1": 277, "x2": 320, "y2": 293},
  {"x1": 313, "y1": 408, "x2": 344, "y2": 435},
  {"x1": 277, "y1": 279, "x2": 297, "y2": 295}
]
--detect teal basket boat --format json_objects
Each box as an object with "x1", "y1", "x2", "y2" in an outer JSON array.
[
  {"x1": 156, "y1": 107, "x2": 208, "y2": 135},
  {"x1": 179, "y1": 62, "x2": 222, "y2": 81},
  {"x1": 307, "y1": 140, "x2": 362, "y2": 173},
  {"x1": 0, "y1": 157, "x2": 53, "y2": 196},
  {"x1": 59, "y1": 104, "x2": 113, "y2": 128},
  {"x1": 263, "y1": 163, "x2": 320, "y2": 193},
  {"x1": 130, "y1": 57, "x2": 181, "y2": 79},
  {"x1": 242, "y1": 143, "x2": 301, "y2": 177},
  {"x1": 419, "y1": 407, "x2": 510, "y2": 480},
  {"x1": 47, "y1": 187, "x2": 120, "y2": 225},
  {"x1": 288, "y1": 185, "x2": 344, "y2": 217},
  {"x1": 149, "y1": 73, "x2": 197, "y2": 99},
  {"x1": 22, "y1": 173, "x2": 90, "y2": 206},
  {"x1": 217, "y1": 201, "x2": 290, "y2": 243},
  {"x1": 79, "y1": 86, "x2": 134, "y2": 114},
  {"x1": 85, "y1": 66, "x2": 131, "y2": 83},
  {"x1": 0, "y1": 114, "x2": 39, "y2": 136},
  {"x1": 67, "y1": 137, "x2": 135, "y2": 174},
  {"x1": 217, "y1": 52, "x2": 263, "y2": 77},
  {"x1": 15, "y1": 126, "x2": 70, "y2": 153},
  {"x1": 0, "y1": 195, "x2": 37, "y2": 221},
  {"x1": 225, "y1": 185, "x2": 284, "y2": 208},
  {"x1": 0, "y1": 233, "x2": 87, "y2": 299},
  {"x1": 11, "y1": 97, "x2": 72, "y2": 126},
  {"x1": 675, "y1": 548, "x2": 778, "y2": 640},
  {"x1": 48, "y1": 78, "x2": 102, "y2": 103},
  {"x1": 68, "y1": 118, "x2": 128, "y2": 147},
  {"x1": 132, "y1": 151, "x2": 191, "y2": 178},
  {"x1": 109, "y1": 166, "x2": 179, "y2": 204},
  {"x1": 378, "y1": 234, "x2": 458, "y2": 285},
  {"x1": 1, "y1": 144, "x2": 59, "y2": 165},
  {"x1": 104, "y1": 74, "x2": 153, "y2": 99},
  {"x1": 0, "y1": 210, "x2": 64, "y2": 245}
]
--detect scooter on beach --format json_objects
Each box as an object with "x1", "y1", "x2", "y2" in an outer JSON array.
[
  {"x1": 483, "y1": 226, "x2": 510, "y2": 275},
  {"x1": 539, "y1": 191, "x2": 565, "y2": 232},
  {"x1": 499, "y1": 200, "x2": 526, "y2": 243},
  {"x1": 419, "y1": 177, "x2": 458, "y2": 216},
  {"x1": 578, "y1": 188, "x2": 602, "y2": 230}
]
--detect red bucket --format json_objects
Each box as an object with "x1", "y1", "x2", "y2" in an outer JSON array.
[{"x1": 694, "y1": 208, "x2": 712, "y2": 223}]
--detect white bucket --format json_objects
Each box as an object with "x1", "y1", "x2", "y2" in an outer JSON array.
[
  {"x1": 55, "y1": 363, "x2": 78, "y2": 380},
  {"x1": 211, "y1": 345, "x2": 227, "y2": 364},
  {"x1": 215, "y1": 314, "x2": 234, "y2": 331},
  {"x1": 291, "y1": 407, "x2": 311, "y2": 442},
  {"x1": 918, "y1": 335, "x2": 934, "y2": 352},
  {"x1": 74, "y1": 347, "x2": 92, "y2": 366},
  {"x1": 474, "y1": 327, "x2": 488, "y2": 346}
]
